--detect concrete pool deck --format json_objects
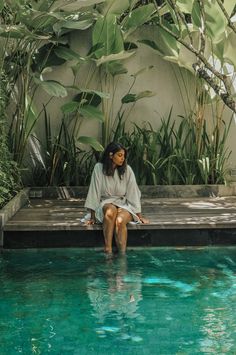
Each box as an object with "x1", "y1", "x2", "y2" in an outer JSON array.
[{"x1": 3, "y1": 188, "x2": 236, "y2": 248}]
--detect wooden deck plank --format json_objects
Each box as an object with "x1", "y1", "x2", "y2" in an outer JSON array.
[{"x1": 3, "y1": 196, "x2": 236, "y2": 232}]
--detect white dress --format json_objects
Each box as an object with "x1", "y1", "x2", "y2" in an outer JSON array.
[{"x1": 84, "y1": 163, "x2": 141, "y2": 223}]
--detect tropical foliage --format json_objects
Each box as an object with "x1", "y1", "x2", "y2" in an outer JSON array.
[
  {"x1": 0, "y1": 0, "x2": 235, "y2": 198},
  {"x1": 140, "y1": 0, "x2": 236, "y2": 113},
  {"x1": 0, "y1": 70, "x2": 21, "y2": 207},
  {"x1": 117, "y1": 110, "x2": 232, "y2": 186}
]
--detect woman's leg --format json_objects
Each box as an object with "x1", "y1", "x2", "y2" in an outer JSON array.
[
  {"x1": 103, "y1": 204, "x2": 118, "y2": 253},
  {"x1": 115, "y1": 209, "x2": 132, "y2": 253}
]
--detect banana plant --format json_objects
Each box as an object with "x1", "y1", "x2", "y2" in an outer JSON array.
[
  {"x1": 89, "y1": 0, "x2": 157, "y2": 146},
  {"x1": 140, "y1": 0, "x2": 236, "y2": 113},
  {"x1": 0, "y1": 0, "x2": 104, "y2": 166}
]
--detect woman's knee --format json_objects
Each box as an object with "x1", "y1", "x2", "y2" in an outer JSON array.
[
  {"x1": 116, "y1": 215, "x2": 127, "y2": 229},
  {"x1": 104, "y1": 205, "x2": 117, "y2": 221}
]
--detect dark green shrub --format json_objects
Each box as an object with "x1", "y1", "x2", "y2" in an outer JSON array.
[{"x1": 0, "y1": 72, "x2": 21, "y2": 208}]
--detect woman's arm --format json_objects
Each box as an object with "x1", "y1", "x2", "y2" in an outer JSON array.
[{"x1": 136, "y1": 212, "x2": 149, "y2": 224}]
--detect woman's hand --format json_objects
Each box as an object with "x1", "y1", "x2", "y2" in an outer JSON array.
[
  {"x1": 86, "y1": 218, "x2": 96, "y2": 225},
  {"x1": 138, "y1": 215, "x2": 149, "y2": 224}
]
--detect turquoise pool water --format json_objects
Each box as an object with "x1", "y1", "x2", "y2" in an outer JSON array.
[{"x1": 0, "y1": 247, "x2": 236, "y2": 354}]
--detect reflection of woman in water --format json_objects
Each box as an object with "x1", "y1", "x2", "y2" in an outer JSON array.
[
  {"x1": 87, "y1": 256, "x2": 143, "y2": 324},
  {"x1": 85, "y1": 142, "x2": 148, "y2": 254}
]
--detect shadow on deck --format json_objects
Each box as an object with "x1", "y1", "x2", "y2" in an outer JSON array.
[{"x1": 3, "y1": 194, "x2": 236, "y2": 248}]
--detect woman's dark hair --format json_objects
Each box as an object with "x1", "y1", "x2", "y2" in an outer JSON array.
[{"x1": 101, "y1": 142, "x2": 127, "y2": 178}]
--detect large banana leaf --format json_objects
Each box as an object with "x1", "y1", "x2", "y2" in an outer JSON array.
[
  {"x1": 121, "y1": 3, "x2": 156, "y2": 33},
  {"x1": 176, "y1": 0, "x2": 195, "y2": 13},
  {"x1": 139, "y1": 23, "x2": 179, "y2": 58},
  {"x1": 192, "y1": 0, "x2": 227, "y2": 42},
  {"x1": 92, "y1": 14, "x2": 124, "y2": 58}
]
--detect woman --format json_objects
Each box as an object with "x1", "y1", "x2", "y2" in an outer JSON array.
[{"x1": 85, "y1": 142, "x2": 149, "y2": 254}]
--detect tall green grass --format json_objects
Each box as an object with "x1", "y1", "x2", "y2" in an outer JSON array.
[
  {"x1": 117, "y1": 109, "x2": 232, "y2": 185},
  {"x1": 26, "y1": 106, "x2": 232, "y2": 187},
  {"x1": 27, "y1": 109, "x2": 96, "y2": 186}
]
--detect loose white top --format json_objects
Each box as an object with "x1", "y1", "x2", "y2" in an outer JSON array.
[{"x1": 84, "y1": 163, "x2": 141, "y2": 222}]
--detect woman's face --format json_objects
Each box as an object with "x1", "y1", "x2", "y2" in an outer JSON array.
[{"x1": 111, "y1": 149, "x2": 125, "y2": 167}]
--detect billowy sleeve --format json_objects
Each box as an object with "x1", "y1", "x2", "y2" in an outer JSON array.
[
  {"x1": 84, "y1": 163, "x2": 102, "y2": 211},
  {"x1": 126, "y1": 165, "x2": 141, "y2": 213}
]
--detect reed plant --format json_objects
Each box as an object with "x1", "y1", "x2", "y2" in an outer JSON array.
[
  {"x1": 116, "y1": 107, "x2": 232, "y2": 185},
  {"x1": 27, "y1": 109, "x2": 96, "y2": 186}
]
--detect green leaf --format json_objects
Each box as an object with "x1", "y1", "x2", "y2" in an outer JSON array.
[
  {"x1": 122, "y1": 90, "x2": 155, "y2": 103},
  {"x1": 204, "y1": 1, "x2": 227, "y2": 41},
  {"x1": 53, "y1": 18, "x2": 94, "y2": 33},
  {"x1": 23, "y1": 11, "x2": 62, "y2": 30},
  {"x1": 78, "y1": 105, "x2": 105, "y2": 122},
  {"x1": 94, "y1": 50, "x2": 135, "y2": 66},
  {"x1": 0, "y1": 24, "x2": 50, "y2": 40},
  {"x1": 107, "y1": 61, "x2": 128, "y2": 76},
  {"x1": 54, "y1": 47, "x2": 83, "y2": 61},
  {"x1": 0, "y1": 1, "x2": 4, "y2": 11},
  {"x1": 224, "y1": 0, "x2": 236, "y2": 16},
  {"x1": 192, "y1": 0, "x2": 227, "y2": 41},
  {"x1": 73, "y1": 92, "x2": 101, "y2": 107},
  {"x1": 97, "y1": 0, "x2": 130, "y2": 15},
  {"x1": 213, "y1": 35, "x2": 226, "y2": 64},
  {"x1": 192, "y1": 0, "x2": 201, "y2": 28},
  {"x1": 122, "y1": 4, "x2": 156, "y2": 32},
  {"x1": 92, "y1": 14, "x2": 124, "y2": 58},
  {"x1": 124, "y1": 42, "x2": 138, "y2": 50},
  {"x1": 61, "y1": 101, "x2": 80, "y2": 114},
  {"x1": 66, "y1": 87, "x2": 110, "y2": 100},
  {"x1": 138, "y1": 39, "x2": 165, "y2": 56},
  {"x1": 25, "y1": 94, "x2": 38, "y2": 136},
  {"x1": 132, "y1": 66, "x2": 154, "y2": 78},
  {"x1": 39, "y1": 80, "x2": 68, "y2": 97},
  {"x1": 121, "y1": 94, "x2": 136, "y2": 103},
  {"x1": 79, "y1": 89, "x2": 110, "y2": 99},
  {"x1": 140, "y1": 24, "x2": 179, "y2": 58},
  {"x1": 176, "y1": 0, "x2": 194, "y2": 13},
  {"x1": 32, "y1": 44, "x2": 68, "y2": 72},
  {"x1": 78, "y1": 136, "x2": 104, "y2": 151},
  {"x1": 223, "y1": 30, "x2": 236, "y2": 68},
  {"x1": 50, "y1": 0, "x2": 105, "y2": 12},
  {"x1": 136, "y1": 91, "x2": 156, "y2": 100}
]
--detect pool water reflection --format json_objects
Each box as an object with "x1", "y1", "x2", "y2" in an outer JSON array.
[{"x1": 0, "y1": 247, "x2": 236, "y2": 354}]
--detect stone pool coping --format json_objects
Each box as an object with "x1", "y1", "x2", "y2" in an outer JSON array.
[{"x1": 0, "y1": 188, "x2": 29, "y2": 246}]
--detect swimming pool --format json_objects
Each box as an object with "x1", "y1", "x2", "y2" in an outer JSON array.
[{"x1": 0, "y1": 247, "x2": 236, "y2": 354}]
